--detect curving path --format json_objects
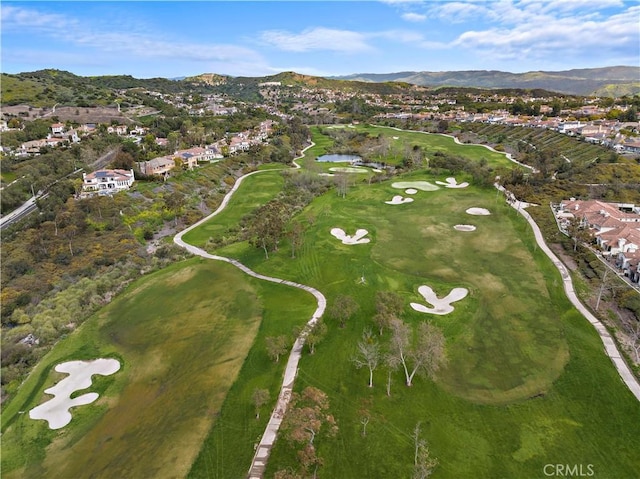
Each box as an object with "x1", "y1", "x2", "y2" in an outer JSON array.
[
  {"x1": 173, "y1": 143, "x2": 325, "y2": 479},
  {"x1": 500, "y1": 189, "x2": 640, "y2": 402}
]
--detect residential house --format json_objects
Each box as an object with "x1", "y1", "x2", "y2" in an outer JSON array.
[
  {"x1": 82, "y1": 169, "x2": 135, "y2": 196},
  {"x1": 137, "y1": 157, "x2": 175, "y2": 177},
  {"x1": 107, "y1": 124, "x2": 128, "y2": 136},
  {"x1": 50, "y1": 123, "x2": 65, "y2": 136}
]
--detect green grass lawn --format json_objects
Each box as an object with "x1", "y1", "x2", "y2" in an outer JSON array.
[
  {"x1": 221, "y1": 174, "x2": 639, "y2": 478},
  {"x1": 4, "y1": 124, "x2": 639, "y2": 479},
  {"x1": 1, "y1": 258, "x2": 315, "y2": 479},
  {"x1": 181, "y1": 170, "x2": 285, "y2": 248},
  {"x1": 354, "y1": 124, "x2": 521, "y2": 169}
]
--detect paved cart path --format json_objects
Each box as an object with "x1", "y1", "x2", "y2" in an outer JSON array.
[
  {"x1": 503, "y1": 192, "x2": 640, "y2": 402},
  {"x1": 174, "y1": 144, "x2": 325, "y2": 479}
]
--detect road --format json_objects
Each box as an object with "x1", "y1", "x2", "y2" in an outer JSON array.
[{"x1": 0, "y1": 195, "x2": 40, "y2": 229}]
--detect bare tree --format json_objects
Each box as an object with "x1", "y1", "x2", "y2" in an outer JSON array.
[
  {"x1": 412, "y1": 422, "x2": 438, "y2": 479},
  {"x1": 352, "y1": 329, "x2": 381, "y2": 387},
  {"x1": 390, "y1": 319, "x2": 447, "y2": 387},
  {"x1": 265, "y1": 335, "x2": 289, "y2": 362},
  {"x1": 334, "y1": 171, "x2": 349, "y2": 198},
  {"x1": 383, "y1": 351, "x2": 402, "y2": 397},
  {"x1": 252, "y1": 388, "x2": 270, "y2": 419},
  {"x1": 622, "y1": 317, "x2": 640, "y2": 363}
]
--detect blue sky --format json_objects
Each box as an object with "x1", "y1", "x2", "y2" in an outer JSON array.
[{"x1": 2, "y1": 1, "x2": 639, "y2": 78}]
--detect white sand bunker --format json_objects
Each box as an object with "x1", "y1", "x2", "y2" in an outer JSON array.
[
  {"x1": 372, "y1": 168, "x2": 383, "y2": 173},
  {"x1": 466, "y1": 207, "x2": 491, "y2": 216},
  {"x1": 405, "y1": 188, "x2": 418, "y2": 195},
  {"x1": 385, "y1": 195, "x2": 414, "y2": 205},
  {"x1": 331, "y1": 228, "x2": 370, "y2": 245},
  {"x1": 29, "y1": 358, "x2": 121, "y2": 429},
  {"x1": 454, "y1": 224, "x2": 476, "y2": 231},
  {"x1": 393, "y1": 136, "x2": 399, "y2": 139},
  {"x1": 410, "y1": 285, "x2": 468, "y2": 315},
  {"x1": 436, "y1": 177, "x2": 469, "y2": 188},
  {"x1": 391, "y1": 181, "x2": 439, "y2": 192},
  {"x1": 329, "y1": 167, "x2": 368, "y2": 173}
]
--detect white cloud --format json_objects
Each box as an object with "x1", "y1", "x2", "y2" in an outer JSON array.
[
  {"x1": 401, "y1": 12, "x2": 427, "y2": 22},
  {"x1": 1, "y1": 5, "x2": 266, "y2": 72},
  {"x1": 1, "y1": 5, "x2": 77, "y2": 31},
  {"x1": 259, "y1": 27, "x2": 373, "y2": 53},
  {"x1": 425, "y1": 2, "x2": 640, "y2": 66}
]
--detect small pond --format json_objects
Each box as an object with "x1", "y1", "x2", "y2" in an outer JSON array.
[{"x1": 316, "y1": 154, "x2": 362, "y2": 163}]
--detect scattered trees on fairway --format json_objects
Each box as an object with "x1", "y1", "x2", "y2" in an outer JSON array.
[
  {"x1": 328, "y1": 294, "x2": 359, "y2": 328},
  {"x1": 288, "y1": 221, "x2": 305, "y2": 259},
  {"x1": 390, "y1": 319, "x2": 447, "y2": 387},
  {"x1": 252, "y1": 388, "x2": 270, "y2": 419},
  {"x1": 383, "y1": 351, "x2": 402, "y2": 397},
  {"x1": 352, "y1": 329, "x2": 380, "y2": 388},
  {"x1": 247, "y1": 200, "x2": 288, "y2": 259},
  {"x1": 373, "y1": 291, "x2": 404, "y2": 335},
  {"x1": 334, "y1": 171, "x2": 349, "y2": 198},
  {"x1": 412, "y1": 422, "x2": 438, "y2": 479},
  {"x1": 278, "y1": 386, "x2": 338, "y2": 478},
  {"x1": 265, "y1": 335, "x2": 289, "y2": 362},
  {"x1": 305, "y1": 319, "x2": 327, "y2": 355}
]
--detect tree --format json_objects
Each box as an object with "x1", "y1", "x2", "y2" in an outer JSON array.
[
  {"x1": 247, "y1": 200, "x2": 288, "y2": 259},
  {"x1": 305, "y1": 320, "x2": 327, "y2": 355},
  {"x1": 412, "y1": 422, "x2": 438, "y2": 479},
  {"x1": 265, "y1": 335, "x2": 289, "y2": 362},
  {"x1": 288, "y1": 221, "x2": 304, "y2": 259},
  {"x1": 111, "y1": 151, "x2": 135, "y2": 170},
  {"x1": 383, "y1": 351, "x2": 402, "y2": 397},
  {"x1": 334, "y1": 171, "x2": 349, "y2": 198},
  {"x1": 251, "y1": 388, "x2": 270, "y2": 419},
  {"x1": 373, "y1": 291, "x2": 404, "y2": 335},
  {"x1": 352, "y1": 329, "x2": 380, "y2": 388},
  {"x1": 328, "y1": 294, "x2": 359, "y2": 328},
  {"x1": 390, "y1": 319, "x2": 447, "y2": 387},
  {"x1": 279, "y1": 386, "x2": 338, "y2": 478},
  {"x1": 164, "y1": 191, "x2": 186, "y2": 226}
]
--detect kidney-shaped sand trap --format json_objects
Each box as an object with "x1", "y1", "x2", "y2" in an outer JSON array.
[
  {"x1": 331, "y1": 228, "x2": 370, "y2": 245},
  {"x1": 29, "y1": 358, "x2": 121, "y2": 429},
  {"x1": 454, "y1": 224, "x2": 476, "y2": 231},
  {"x1": 436, "y1": 177, "x2": 469, "y2": 188},
  {"x1": 410, "y1": 285, "x2": 468, "y2": 315},
  {"x1": 385, "y1": 195, "x2": 414, "y2": 205},
  {"x1": 466, "y1": 207, "x2": 491, "y2": 216},
  {"x1": 391, "y1": 181, "x2": 440, "y2": 191}
]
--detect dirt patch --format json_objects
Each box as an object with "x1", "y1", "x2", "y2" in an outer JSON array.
[
  {"x1": 2, "y1": 104, "x2": 129, "y2": 124},
  {"x1": 549, "y1": 243, "x2": 578, "y2": 271}
]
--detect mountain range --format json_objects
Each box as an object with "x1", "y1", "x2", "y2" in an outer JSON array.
[{"x1": 331, "y1": 66, "x2": 640, "y2": 96}]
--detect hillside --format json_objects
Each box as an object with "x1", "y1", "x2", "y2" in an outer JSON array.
[{"x1": 333, "y1": 66, "x2": 640, "y2": 96}]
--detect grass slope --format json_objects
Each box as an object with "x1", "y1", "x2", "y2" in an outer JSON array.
[{"x1": 1, "y1": 258, "x2": 314, "y2": 479}]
